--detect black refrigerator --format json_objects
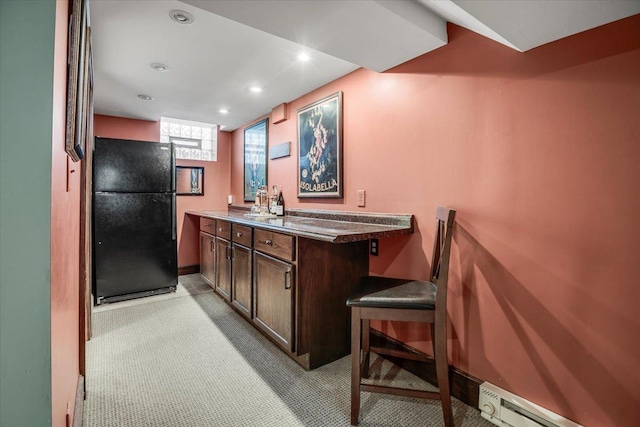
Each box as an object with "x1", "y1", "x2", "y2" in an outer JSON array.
[{"x1": 93, "y1": 137, "x2": 177, "y2": 305}]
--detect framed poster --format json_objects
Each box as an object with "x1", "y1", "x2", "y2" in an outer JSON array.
[
  {"x1": 297, "y1": 91, "x2": 343, "y2": 198},
  {"x1": 244, "y1": 118, "x2": 268, "y2": 202},
  {"x1": 65, "y1": 0, "x2": 90, "y2": 162}
]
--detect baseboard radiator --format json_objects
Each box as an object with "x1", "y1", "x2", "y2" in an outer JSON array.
[{"x1": 479, "y1": 382, "x2": 582, "y2": 427}]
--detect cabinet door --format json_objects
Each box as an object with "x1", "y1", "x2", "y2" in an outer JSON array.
[
  {"x1": 215, "y1": 237, "x2": 232, "y2": 301},
  {"x1": 200, "y1": 232, "x2": 215, "y2": 288},
  {"x1": 231, "y1": 243, "x2": 252, "y2": 319},
  {"x1": 253, "y1": 251, "x2": 294, "y2": 352}
]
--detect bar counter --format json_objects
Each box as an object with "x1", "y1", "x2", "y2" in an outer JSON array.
[
  {"x1": 186, "y1": 206, "x2": 414, "y2": 369},
  {"x1": 186, "y1": 207, "x2": 414, "y2": 243}
]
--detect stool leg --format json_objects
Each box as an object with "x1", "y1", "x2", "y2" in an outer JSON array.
[
  {"x1": 361, "y1": 319, "x2": 370, "y2": 379},
  {"x1": 430, "y1": 323, "x2": 436, "y2": 356},
  {"x1": 351, "y1": 307, "x2": 362, "y2": 426},
  {"x1": 434, "y1": 318, "x2": 454, "y2": 427}
]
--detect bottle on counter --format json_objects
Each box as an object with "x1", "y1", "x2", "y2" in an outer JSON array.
[
  {"x1": 275, "y1": 186, "x2": 285, "y2": 216},
  {"x1": 269, "y1": 185, "x2": 278, "y2": 214}
]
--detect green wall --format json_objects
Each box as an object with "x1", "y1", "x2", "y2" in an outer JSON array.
[{"x1": 0, "y1": 0, "x2": 55, "y2": 425}]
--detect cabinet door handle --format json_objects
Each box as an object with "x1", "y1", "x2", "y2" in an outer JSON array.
[
  {"x1": 226, "y1": 246, "x2": 233, "y2": 260},
  {"x1": 236, "y1": 232, "x2": 242, "y2": 237},
  {"x1": 219, "y1": 227, "x2": 225, "y2": 232},
  {"x1": 210, "y1": 240, "x2": 214, "y2": 252},
  {"x1": 284, "y1": 271, "x2": 291, "y2": 290},
  {"x1": 257, "y1": 239, "x2": 273, "y2": 246}
]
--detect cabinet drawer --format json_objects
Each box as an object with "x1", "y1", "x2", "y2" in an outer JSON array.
[
  {"x1": 254, "y1": 229, "x2": 295, "y2": 262},
  {"x1": 200, "y1": 217, "x2": 215, "y2": 234},
  {"x1": 216, "y1": 220, "x2": 231, "y2": 240},
  {"x1": 232, "y1": 224, "x2": 252, "y2": 247}
]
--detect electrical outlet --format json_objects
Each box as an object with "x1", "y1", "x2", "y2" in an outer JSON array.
[
  {"x1": 370, "y1": 238, "x2": 379, "y2": 256},
  {"x1": 357, "y1": 190, "x2": 366, "y2": 207}
]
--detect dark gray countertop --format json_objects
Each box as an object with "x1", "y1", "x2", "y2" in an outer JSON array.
[{"x1": 186, "y1": 207, "x2": 414, "y2": 243}]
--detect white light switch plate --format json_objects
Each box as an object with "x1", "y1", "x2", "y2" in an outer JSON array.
[{"x1": 357, "y1": 190, "x2": 366, "y2": 207}]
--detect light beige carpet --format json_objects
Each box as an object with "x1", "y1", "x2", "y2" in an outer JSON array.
[{"x1": 83, "y1": 274, "x2": 493, "y2": 427}]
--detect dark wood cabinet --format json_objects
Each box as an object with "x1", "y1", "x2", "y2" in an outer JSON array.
[
  {"x1": 199, "y1": 231, "x2": 216, "y2": 288},
  {"x1": 215, "y1": 237, "x2": 232, "y2": 301},
  {"x1": 231, "y1": 243, "x2": 252, "y2": 319},
  {"x1": 194, "y1": 213, "x2": 382, "y2": 370},
  {"x1": 253, "y1": 251, "x2": 295, "y2": 352}
]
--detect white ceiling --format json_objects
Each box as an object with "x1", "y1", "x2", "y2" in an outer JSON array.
[{"x1": 90, "y1": 0, "x2": 639, "y2": 131}]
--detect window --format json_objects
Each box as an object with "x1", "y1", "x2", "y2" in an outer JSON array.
[{"x1": 160, "y1": 117, "x2": 217, "y2": 161}]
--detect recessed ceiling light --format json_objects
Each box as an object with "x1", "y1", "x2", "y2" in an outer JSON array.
[
  {"x1": 137, "y1": 94, "x2": 153, "y2": 101},
  {"x1": 249, "y1": 86, "x2": 263, "y2": 93},
  {"x1": 219, "y1": 109, "x2": 229, "y2": 114},
  {"x1": 169, "y1": 10, "x2": 194, "y2": 25},
  {"x1": 150, "y1": 62, "x2": 169, "y2": 72},
  {"x1": 297, "y1": 52, "x2": 310, "y2": 61}
]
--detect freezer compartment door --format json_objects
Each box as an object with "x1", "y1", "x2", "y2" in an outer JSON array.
[
  {"x1": 94, "y1": 193, "x2": 177, "y2": 300},
  {"x1": 94, "y1": 137, "x2": 174, "y2": 193}
]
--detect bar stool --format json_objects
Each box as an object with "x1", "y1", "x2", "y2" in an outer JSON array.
[{"x1": 346, "y1": 207, "x2": 456, "y2": 426}]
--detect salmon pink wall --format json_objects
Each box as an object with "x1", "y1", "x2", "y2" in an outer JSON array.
[
  {"x1": 176, "y1": 134, "x2": 231, "y2": 267},
  {"x1": 51, "y1": 0, "x2": 80, "y2": 425},
  {"x1": 94, "y1": 114, "x2": 160, "y2": 141},
  {"x1": 230, "y1": 17, "x2": 640, "y2": 427},
  {"x1": 93, "y1": 115, "x2": 231, "y2": 268}
]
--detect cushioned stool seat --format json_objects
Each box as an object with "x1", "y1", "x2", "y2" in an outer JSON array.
[{"x1": 347, "y1": 277, "x2": 437, "y2": 310}]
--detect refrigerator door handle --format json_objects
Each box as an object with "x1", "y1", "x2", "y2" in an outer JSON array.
[
  {"x1": 171, "y1": 143, "x2": 176, "y2": 192},
  {"x1": 171, "y1": 193, "x2": 176, "y2": 240}
]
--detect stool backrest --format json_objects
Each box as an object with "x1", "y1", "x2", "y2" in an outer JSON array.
[{"x1": 430, "y1": 207, "x2": 456, "y2": 313}]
